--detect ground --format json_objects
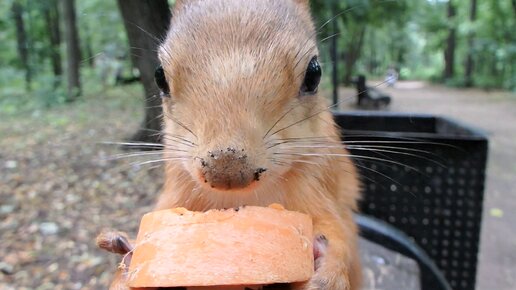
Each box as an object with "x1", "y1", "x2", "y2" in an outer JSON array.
[
  {"x1": 0, "y1": 81, "x2": 515, "y2": 289},
  {"x1": 0, "y1": 84, "x2": 162, "y2": 289}
]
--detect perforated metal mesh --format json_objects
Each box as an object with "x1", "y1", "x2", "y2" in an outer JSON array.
[{"x1": 335, "y1": 112, "x2": 488, "y2": 290}]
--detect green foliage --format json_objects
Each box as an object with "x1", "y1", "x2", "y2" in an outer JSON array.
[
  {"x1": 0, "y1": 66, "x2": 144, "y2": 118},
  {"x1": 0, "y1": 0, "x2": 133, "y2": 109},
  {"x1": 0, "y1": 0, "x2": 19, "y2": 68},
  {"x1": 471, "y1": 0, "x2": 516, "y2": 90},
  {"x1": 311, "y1": 0, "x2": 515, "y2": 90},
  {"x1": 76, "y1": 1, "x2": 128, "y2": 59},
  {"x1": 0, "y1": 0, "x2": 514, "y2": 117}
]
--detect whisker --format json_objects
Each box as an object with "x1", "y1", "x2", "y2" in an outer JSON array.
[
  {"x1": 315, "y1": 0, "x2": 398, "y2": 32},
  {"x1": 268, "y1": 138, "x2": 460, "y2": 151},
  {"x1": 137, "y1": 130, "x2": 196, "y2": 148},
  {"x1": 131, "y1": 156, "x2": 191, "y2": 167},
  {"x1": 145, "y1": 93, "x2": 162, "y2": 101},
  {"x1": 146, "y1": 164, "x2": 165, "y2": 171},
  {"x1": 319, "y1": 32, "x2": 341, "y2": 43},
  {"x1": 351, "y1": 161, "x2": 417, "y2": 197},
  {"x1": 129, "y1": 46, "x2": 159, "y2": 53},
  {"x1": 345, "y1": 145, "x2": 447, "y2": 163},
  {"x1": 275, "y1": 144, "x2": 446, "y2": 168},
  {"x1": 302, "y1": 153, "x2": 417, "y2": 196},
  {"x1": 144, "y1": 111, "x2": 164, "y2": 128},
  {"x1": 269, "y1": 156, "x2": 294, "y2": 167},
  {"x1": 349, "y1": 147, "x2": 445, "y2": 169},
  {"x1": 273, "y1": 152, "x2": 423, "y2": 175},
  {"x1": 267, "y1": 97, "x2": 353, "y2": 138},
  {"x1": 271, "y1": 160, "x2": 290, "y2": 167},
  {"x1": 265, "y1": 135, "x2": 339, "y2": 147},
  {"x1": 269, "y1": 79, "x2": 394, "y2": 138},
  {"x1": 162, "y1": 110, "x2": 198, "y2": 140},
  {"x1": 98, "y1": 141, "x2": 164, "y2": 148},
  {"x1": 293, "y1": 43, "x2": 318, "y2": 72},
  {"x1": 138, "y1": 128, "x2": 197, "y2": 147},
  {"x1": 270, "y1": 157, "x2": 320, "y2": 167},
  {"x1": 263, "y1": 100, "x2": 304, "y2": 139},
  {"x1": 105, "y1": 150, "x2": 189, "y2": 162},
  {"x1": 144, "y1": 104, "x2": 164, "y2": 109},
  {"x1": 271, "y1": 152, "x2": 416, "y2": 196},
  {"x1": 130, "y1": 22, "x2": 164, "y2": 45},
  {"x1": 80, "y1": 52, "x2": 103, "y2": 65}
]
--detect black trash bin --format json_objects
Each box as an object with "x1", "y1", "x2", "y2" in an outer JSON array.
[{"x1": 334, "y1": 111, "x2": 489, "y2": 290}]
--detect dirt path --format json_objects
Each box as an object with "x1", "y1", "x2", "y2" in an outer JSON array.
[{"x1": 337, "y1": 81, "x2": 516, "y2": 290}]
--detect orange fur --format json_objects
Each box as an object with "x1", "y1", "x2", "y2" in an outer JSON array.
[{"x1": 154, "y1": 1, "x2": 362, "y2": 289}]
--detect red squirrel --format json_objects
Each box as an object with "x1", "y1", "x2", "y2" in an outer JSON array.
[{"x1": 100, "y1": 1, "x2": 361, "y2": 289}]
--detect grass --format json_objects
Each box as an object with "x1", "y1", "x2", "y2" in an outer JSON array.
[{"x1": 0, "y1": 70, "x2": 146, "y2": 151}]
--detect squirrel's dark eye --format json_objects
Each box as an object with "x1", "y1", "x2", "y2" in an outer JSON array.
[
  {"x1": 300, "y1": 56, "x2": 321, "y2": 95},
  {"x1": 155, "y1": 65, "x2": 170, "y2": 96}
]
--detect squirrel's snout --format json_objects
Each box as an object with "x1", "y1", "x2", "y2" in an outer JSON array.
[{"x1": 199, "y1": 147, "x2": 266, "y2": 191}]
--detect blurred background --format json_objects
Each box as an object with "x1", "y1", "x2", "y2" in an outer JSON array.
[{"x1": 0, "y1": 0, "x2": 515, "y2": 289}]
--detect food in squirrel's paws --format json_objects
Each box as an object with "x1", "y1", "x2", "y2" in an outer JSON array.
[{"x1": 126, "y1": 204, "x2": 313, "y2": 290}]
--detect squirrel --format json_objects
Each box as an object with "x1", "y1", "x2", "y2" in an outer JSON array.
[{"x1": 99, "y1": 1, "x2": 362, "y2": 289}]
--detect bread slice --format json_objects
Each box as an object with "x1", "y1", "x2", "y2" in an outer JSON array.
[{"x1": 127, "y1": 205, "x2": 313, "y2": 288}]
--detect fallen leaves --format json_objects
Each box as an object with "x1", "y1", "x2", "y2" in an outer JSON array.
[{"x1": 0, "y1": 91, "x2": 163, "y2": 289}]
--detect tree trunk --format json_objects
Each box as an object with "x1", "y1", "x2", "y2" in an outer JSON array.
[
  {"x1": 62, "y1": 0, "x2": 82, "y2": 101},
  {"x1": 117, "y1": 0, "x2": 171, "y2": 145},
  {"x1": 367, "y1": 30, "x2": 376, "y2": 75},
  {"x1": 330, "y1": 0, "x2": 339, "y2": 106},
  {"x1": 83, "y1": 23, "x2": 95, "y2": 67},
  {"x1": 43, "y1": 0, "x2": 62, "y2": 87},
  {"x1": 11, "y1": 2, "x2": 31, "y2": 90},
  {"x1": 464, "y1": 0, "x2": 477, "y2": 87},
  {"x1": 443, "y1": 0, "x2": 457, "y2": 81},
  {"x1": 343, "y1": 25, "x2": 366, "y2": 86},
  {"x1": 397, "y1": 45, "x2": 406, "y2": 69}
]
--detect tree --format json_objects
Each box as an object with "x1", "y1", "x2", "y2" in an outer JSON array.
[
  {"x1": 312, "y1": 0, "x2": 412, "y2": 86},
  {"x1": 464, "y1": 0, "x2": 477, "y2": 87},
  {"x1": 42, "y1": 0, "x2": 62, "y2": 87},
  {"x1": 117, "y1": 0, "x2": 171, "y2": 144},
  {"x1": 342, "y1": 25, "x2": 367, "y2": 85},
  {"x1": 11, "y1": 1, "x2": 31, "y2": 90},
  {"x1": 82, "y1": 23, "x2": 95, "y2": 67},
  {"x1": 443, "y1": 0, "x2": 457, "y2": 81},
  {"x1": 62, "y1": 0, "x2": 82, "y2": 101},
  {"x1": 334, "y1": 1, "x2": 370, "y2": 86}
]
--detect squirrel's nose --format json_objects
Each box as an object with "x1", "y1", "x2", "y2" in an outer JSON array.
[{"x1": 199, "y1": 148, "x2": 266, "y2": 190}]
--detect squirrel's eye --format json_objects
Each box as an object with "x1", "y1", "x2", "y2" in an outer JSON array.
[
  {"x1": 300, "y1": 56, "x2": 321, "y2": 95},
  {"x1": 155, "y1": 65, "x2": 170, "y2": 96}
]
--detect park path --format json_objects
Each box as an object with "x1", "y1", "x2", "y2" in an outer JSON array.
[{"x1": 337, "y1": 81, "x2": 516, "y2": 290}]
